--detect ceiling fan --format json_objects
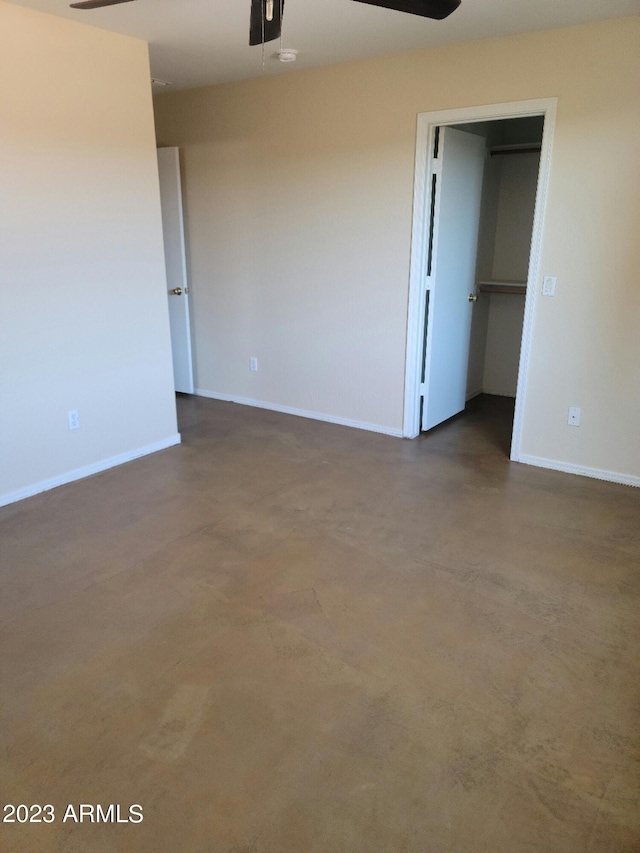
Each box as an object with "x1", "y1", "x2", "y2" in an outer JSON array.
[{"x1": 70, "y1": 0, "x2": 461, "y2": 46}]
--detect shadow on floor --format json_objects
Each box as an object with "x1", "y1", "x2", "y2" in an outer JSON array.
[{"x1": 419, "y1": 393, "x2": 515, "y2": 457}]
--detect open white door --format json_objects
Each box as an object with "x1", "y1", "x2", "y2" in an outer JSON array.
[
  {"x1": 157, "y1": 147, "x2": 194, "y2": 394},
  {"x1": 422, "y1": 127, "x2": 485, "y2": 431}
]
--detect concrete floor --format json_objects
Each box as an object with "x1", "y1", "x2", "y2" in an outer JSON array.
[{"x1": 1, "y1": 394, "x2": 638, "y2": 852}]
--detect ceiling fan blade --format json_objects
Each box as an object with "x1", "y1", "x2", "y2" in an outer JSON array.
[
  {"x1": 352, "y1": 0, "x2": 460, "y2": 20},
  {"x1": 249, "y1": 0, "x2": 285, "y2": 46},
  {"x1": 70, "y1": 0, "x2": 136, "y2": 9}
]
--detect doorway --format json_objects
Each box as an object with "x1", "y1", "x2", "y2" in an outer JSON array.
[{"x1": 403, "y1": 99, "x2": 557, "y2": 461}]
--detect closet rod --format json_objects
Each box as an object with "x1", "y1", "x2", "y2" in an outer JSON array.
[{"x1": 490, "y1": 144, "x2": 541, "y2": 157}]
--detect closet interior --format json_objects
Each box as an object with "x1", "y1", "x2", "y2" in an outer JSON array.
[{"x1": 455, "y1": 116, "x2": 544, "y2": 402}]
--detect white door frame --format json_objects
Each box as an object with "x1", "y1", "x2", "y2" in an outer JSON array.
[{"x1": 403, "y1": 98, "x2": 557, "y2": 462}]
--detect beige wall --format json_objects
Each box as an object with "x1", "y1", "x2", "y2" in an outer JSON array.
[
  {"x1": 1, "y1": 4, "x2": 178, "y2": 504},
  {"x1": 491, "y1": 152, "x2": 539, "y2": 283},
  {"x1": 155, "y1": 17, "x2": 640, "y2": 479},
  {"x1": 483, "y1": 295, "x2": 526, "y2": 398}
]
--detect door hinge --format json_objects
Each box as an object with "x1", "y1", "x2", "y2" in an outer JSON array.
[
  {"x1": 425, "y1": 276, "x2": 433, "y2": 291},
  {"x1": 431, "y1": 159, "x2": 441, "y2": 176},
  {"x1": 419, "y1": 383, "x2": 426, "y2": 397}
]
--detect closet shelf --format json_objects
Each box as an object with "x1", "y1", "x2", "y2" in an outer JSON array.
[
  {"x1": 477, "y1": 280, "x2": 527, "y2": 295},
  {"x1": 489, "y1": 143, "x2": 542, "y2": 156}
]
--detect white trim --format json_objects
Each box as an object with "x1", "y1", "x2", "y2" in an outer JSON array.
[
  {"x1": 403, "y1": 114, "x2": 433, "y2": 438},
  {"x1": 0, "y1": 434, "x2": 182, "y2": 508},
  {"x1": 510, "y1": 100, "x2": 556, "y2": 462},
  {"x1": 519, "y1": 455, "x2": 640, "y2": 488},
  {"x1": 403, "y1": 98, "x2": 557, "y2": 446},
  {"x1": 194, "y1": 389, "x2": 403, "y2": 437}
]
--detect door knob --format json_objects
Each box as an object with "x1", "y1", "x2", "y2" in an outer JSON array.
[
  {"x1": 468, "y1": 293, "x2": 478, "y2": 302},
  {"x1": 170, "y1": 287, "x2": 183, "y2": 296}
]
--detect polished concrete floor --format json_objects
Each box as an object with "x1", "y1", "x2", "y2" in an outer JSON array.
[{"x1": 1, "y1": 395, "x2": 638, "y2": 852}]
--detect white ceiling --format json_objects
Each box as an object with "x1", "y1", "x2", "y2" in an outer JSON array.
[{"x1": 9, "y1": 0, "x2": 640, "y2": 90}]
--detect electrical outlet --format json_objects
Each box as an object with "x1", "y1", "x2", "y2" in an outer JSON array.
[
  {"x1": 68, "y1": 410, "x2": 80, "y2": 430},
  {"x1": 250, "y1": 357, "x2": 258, "y2": 372},
  {"x1": 542, "y1": 276, "x2": 556, "y2": 296},
  {"x1": 567, "y1": 407, "x2": 581, "y2": 427}
]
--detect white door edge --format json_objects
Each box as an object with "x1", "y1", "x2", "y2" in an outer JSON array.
[
  {"x1": 157, "y1": 146, "x2": 195, "y2": 394},
  {"x1": 421, "y1": 127, "x2": 485, "y2": 431},
  {"x1": 402, "y1": 97, "x2": 558, "y2": 464}
]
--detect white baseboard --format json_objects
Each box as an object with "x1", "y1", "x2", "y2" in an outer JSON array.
[
  {"x1": 518, "y1": 454, "x2": 640, "y2": 488},
  {"x1": 466, "y1": 388, "x2": 516, "y2": 401},
  {"x1": 482, "y1": 387, "x2": 517, "y2": 398},
  {"x1": 194, "y1": 389, "x2": 403, "y2": 438},
  {"x1": 0, "y1": 434, "x2": 182, "y2": 508}
]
